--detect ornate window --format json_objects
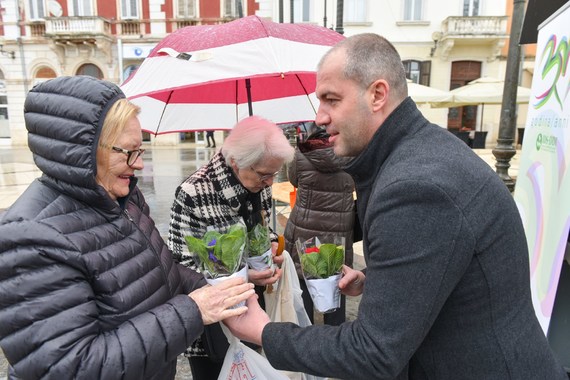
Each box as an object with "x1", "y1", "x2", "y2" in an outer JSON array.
[
  {"x1": 76, "y1": 63, "x2": 103, "y2": 79},
  {"x1": 293, "y1": 0, "x2": 311, "y2": 22},
  {"x1": 404, "y1": 0, "x2": 422, "y2": 21},
  {"x1": 345, "y1": 0, "x2": 366, "y2": 23},
  {"x1": 463, "y1": 0, "x2": 480, "y2": 16},
  {"x1": 403, "y1": 60, "x2": 431, "y2": 86},
  {"x1": 223, "y1": 0, "x2": 242, "y2": 18},
  {"x1": 28, "y1": 0, "x2": 47, "y2": 20},
  {"x1": 68, "y1": 0, "x2": 94, "y2": 16},
  {"x1": 178, "y1": 0, "x2": 197, "y2": 18},
  {"x1": 121, "y1": 0, "x2": 139, "y2": 19},
  {"x1": 33, "y1": 66, "x2": 56, "y2": 87}
]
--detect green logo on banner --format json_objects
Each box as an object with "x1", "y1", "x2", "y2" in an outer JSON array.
[{"x1": 536, "y1": 133, "x2": 557, "y2": 152}]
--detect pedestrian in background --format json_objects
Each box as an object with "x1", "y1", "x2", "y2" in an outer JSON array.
[
  {"x1": 206, "y1": 130, "x2": 216, "y2": 148},
  {"x1": 284, "y1": 122, "x2": 355, "y2": 325},
  {"x1": 168, "y1": 115, "x2": 294, "y2": 380},
  {"x1": 224, "y1": 34, "x2": 568, "y2": 379},
  {"x1": 0, "y1": 76, "x2": 254, "y2": 380}
]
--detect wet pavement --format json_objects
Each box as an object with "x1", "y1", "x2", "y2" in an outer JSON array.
[{"x1": 0, "y1": 143, "x2": 364, "y2": 380}]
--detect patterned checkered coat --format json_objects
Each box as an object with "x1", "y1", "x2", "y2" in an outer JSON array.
[
  {"x1": 167, "y1": 152, "x2": 277, "y2": 357},
  {"x1": 168, "y1": 152, "x2": 276, "y2": 269}
]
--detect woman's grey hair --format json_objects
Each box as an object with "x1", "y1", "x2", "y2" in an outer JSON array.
[
  {"x1": 221, "y1": 116, "x2": 295, "y2": 168},
  {"x1": 319, "y1": 33, "x2": 408, "y2": 101}
]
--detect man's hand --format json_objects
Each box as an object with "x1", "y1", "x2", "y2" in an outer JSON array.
[
  {"x1": 338, "y1": 265, "x2": 365, "y2": 296},
  {"x1": 223, "y1": 295, "x2": 270, "y2": 346}
]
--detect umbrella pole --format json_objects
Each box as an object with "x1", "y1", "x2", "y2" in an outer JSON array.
[
  {"x1": 246, "y1": 78, "x2": 253, "y2": 116},
  {"x1": 156, "y1": 90, "x2": 174, "y2": 135},
  {"x1": 480, "y1": 103, "x2": 485, "y2": 132}
]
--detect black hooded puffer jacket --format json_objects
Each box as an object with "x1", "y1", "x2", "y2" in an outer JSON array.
[{"x1": 0, "y1": 76, "x2": 205, "y2": 380}]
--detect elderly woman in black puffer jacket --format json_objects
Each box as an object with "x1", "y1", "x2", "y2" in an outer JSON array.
[
  {"x1": 284, "y1": 124, "x2": 356, "y2": 325},
  {"x1": 0, "y1": 76, "x2": 254, "y2": 380}
]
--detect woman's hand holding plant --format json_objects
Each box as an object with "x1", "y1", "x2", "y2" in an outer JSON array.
[
  {"x1": 248, "y1": 266, "x2": 282, "y2": 286},
  {"x1": 189, "y1": 277, "x2": 255, "y2": 325}
]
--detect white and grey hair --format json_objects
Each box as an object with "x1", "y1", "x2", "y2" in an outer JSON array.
[{"x1": 221, "y1": 115, "x2": 295, "y2": 169}]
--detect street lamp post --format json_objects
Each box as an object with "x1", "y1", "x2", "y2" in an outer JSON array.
[
  {"x1": 492, "y1": 0, "x2": 526, "y2": 191},
  {"x1": 324, "y1": 0, "x2": 327, "y2": 28},
  {"x1": 335, "y1": 0, "x2": 344, "y2": 34}
]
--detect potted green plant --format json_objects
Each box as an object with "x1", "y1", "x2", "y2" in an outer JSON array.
[
  {"x1": 246, "y1": 223, "x2": 274, "y2": 271},
  {"x1": 184, "y1": 221, "x2": 247, "y2": 284},
  {"x1": 296, "y1": 236, "x2": 345, "y2": 313}
]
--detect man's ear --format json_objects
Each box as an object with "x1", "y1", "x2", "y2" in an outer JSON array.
[{"x1": 370, "y1": 79, "x2": 389, "y2": 112}]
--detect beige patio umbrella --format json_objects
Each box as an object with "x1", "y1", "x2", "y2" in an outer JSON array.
[
  {"x1": 430, "y1": 77, "x2": 531, "y2": 107},
  {"x1": 430, "y1": 76, "x2": 532, "y2": 131},
  {"x1": 407, "y1": 79, "x2": 453, "y2": 104}
]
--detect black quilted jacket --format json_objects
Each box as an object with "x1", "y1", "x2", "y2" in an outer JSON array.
[{"x1": 0, "y1": 76, "x2": 205, "y2": 380}]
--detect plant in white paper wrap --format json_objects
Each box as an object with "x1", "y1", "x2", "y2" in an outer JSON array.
[
  {"x1": 184, "y1": 222, "x2": 248, "y2": 303},
  {"x1": 246, "y1": 223, "x2": 274, "y2": 271},
  {"x1": 297, "y1": 236, "x2": 345, "y2": 313}
]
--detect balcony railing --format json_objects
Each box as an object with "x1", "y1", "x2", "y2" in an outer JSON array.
[
  {"x1": 441, "y1": 16, "x2": 508, "y2": 37},
  {"x1": 45, "y1": 17, "x2": 111, "y2": 37},
  {"x1": 29, "y1": 22, "x2": 46, "y2": 37},
  {"x1": 34, "y1": 16, "x2": 232, "y2": 39},
  {"x1": 175, "y1": 19, "x2": 199, "y2": 29},
  {"x1": 117, "y1": 20, "x2": 143, "y2": 36}
]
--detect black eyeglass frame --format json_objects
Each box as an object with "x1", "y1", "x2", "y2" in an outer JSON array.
[
  {"x1": 111, "y1": 146, "x2": 146, "y2": 167},
  {"x1": 249, "y1": 165, "x2": 280, "y2": 182}
]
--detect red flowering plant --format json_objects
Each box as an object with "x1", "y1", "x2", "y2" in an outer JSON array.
[
  {"x1": 297, "y1": 237, "x2": 345, "y2": 280},
  {"x1": 296, "y1": 236, "x2": 345, "y2": 313}
]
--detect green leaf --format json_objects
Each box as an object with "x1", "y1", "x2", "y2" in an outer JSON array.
[
  {"x1": 184, "y1": 223, "x2": 247, "y2": 277},
  {"x1": 300, "y1": 241, "x2": 345, "y2": 279},
  {"x1": 247, "y1": 224, "x2": 271, "y2": 256},
  {"x1": 301, "y1": 253, "x2": 321, "y2": 278},
  {"x1": 219, "y1": 233, "x2": 246, "y2": 272},
  {"x1": 185, "y1": 235, "x2": 207, "y2": 260}
]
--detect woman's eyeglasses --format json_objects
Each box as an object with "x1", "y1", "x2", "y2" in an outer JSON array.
[
  {"x1": 112, "y1": 146, "x2": 146, "y2": 167},
  {"x1": 250, "y1": 166, "x2": 279, "y2": 182}
]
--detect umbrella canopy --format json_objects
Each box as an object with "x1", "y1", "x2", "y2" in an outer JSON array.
[
  {"x1": 120, "y1": 15, "x2": 344, "y2": 135},
  {"x1": 430, "y1": 77, "x2": 531, "y2": 108},
  {"x1": 407, "y1": 79, "x2": 453, "y2": 104}
]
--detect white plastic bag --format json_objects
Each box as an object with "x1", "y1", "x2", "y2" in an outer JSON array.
[
  {"x1": 264, "y1": 250, "x2": 312, "y2": 327},
  {"x1": 218, "y1": 325, "x2": 289, "y2": 380},
  {"x1": 263, "y1": 250, "x2": 325, "y2": 380}
]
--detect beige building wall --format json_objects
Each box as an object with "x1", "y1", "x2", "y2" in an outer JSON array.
[{"x1": 257, "y1": 0, "x2": 526, "y2": 146}]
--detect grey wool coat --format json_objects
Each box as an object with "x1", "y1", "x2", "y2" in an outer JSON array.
[
  {"x1": 0, "y1": 76, "x2": 206, "y2": 380},
  {"x1": 261, "y1": 98, "x2": 567, "y2": 379}
]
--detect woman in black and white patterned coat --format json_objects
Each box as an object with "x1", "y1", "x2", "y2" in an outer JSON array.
[{"x1": 168, "y1": 115, "x2": 295, "y2": 379}]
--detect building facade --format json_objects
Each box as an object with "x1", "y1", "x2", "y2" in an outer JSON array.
[
  {"x1": 0, "y1": 0, "x2": 534, "y2": 146},
  {"x1": 259, "y1": 0, "x2": 534, "y2": 146},
  {"x1": 0, "y1": 0, "x2": 258, "y2": 145}
]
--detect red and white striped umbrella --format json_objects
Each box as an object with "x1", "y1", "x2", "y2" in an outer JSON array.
[{"x1": 120, "y1": 15, "x2": 344, "y2": 135}]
